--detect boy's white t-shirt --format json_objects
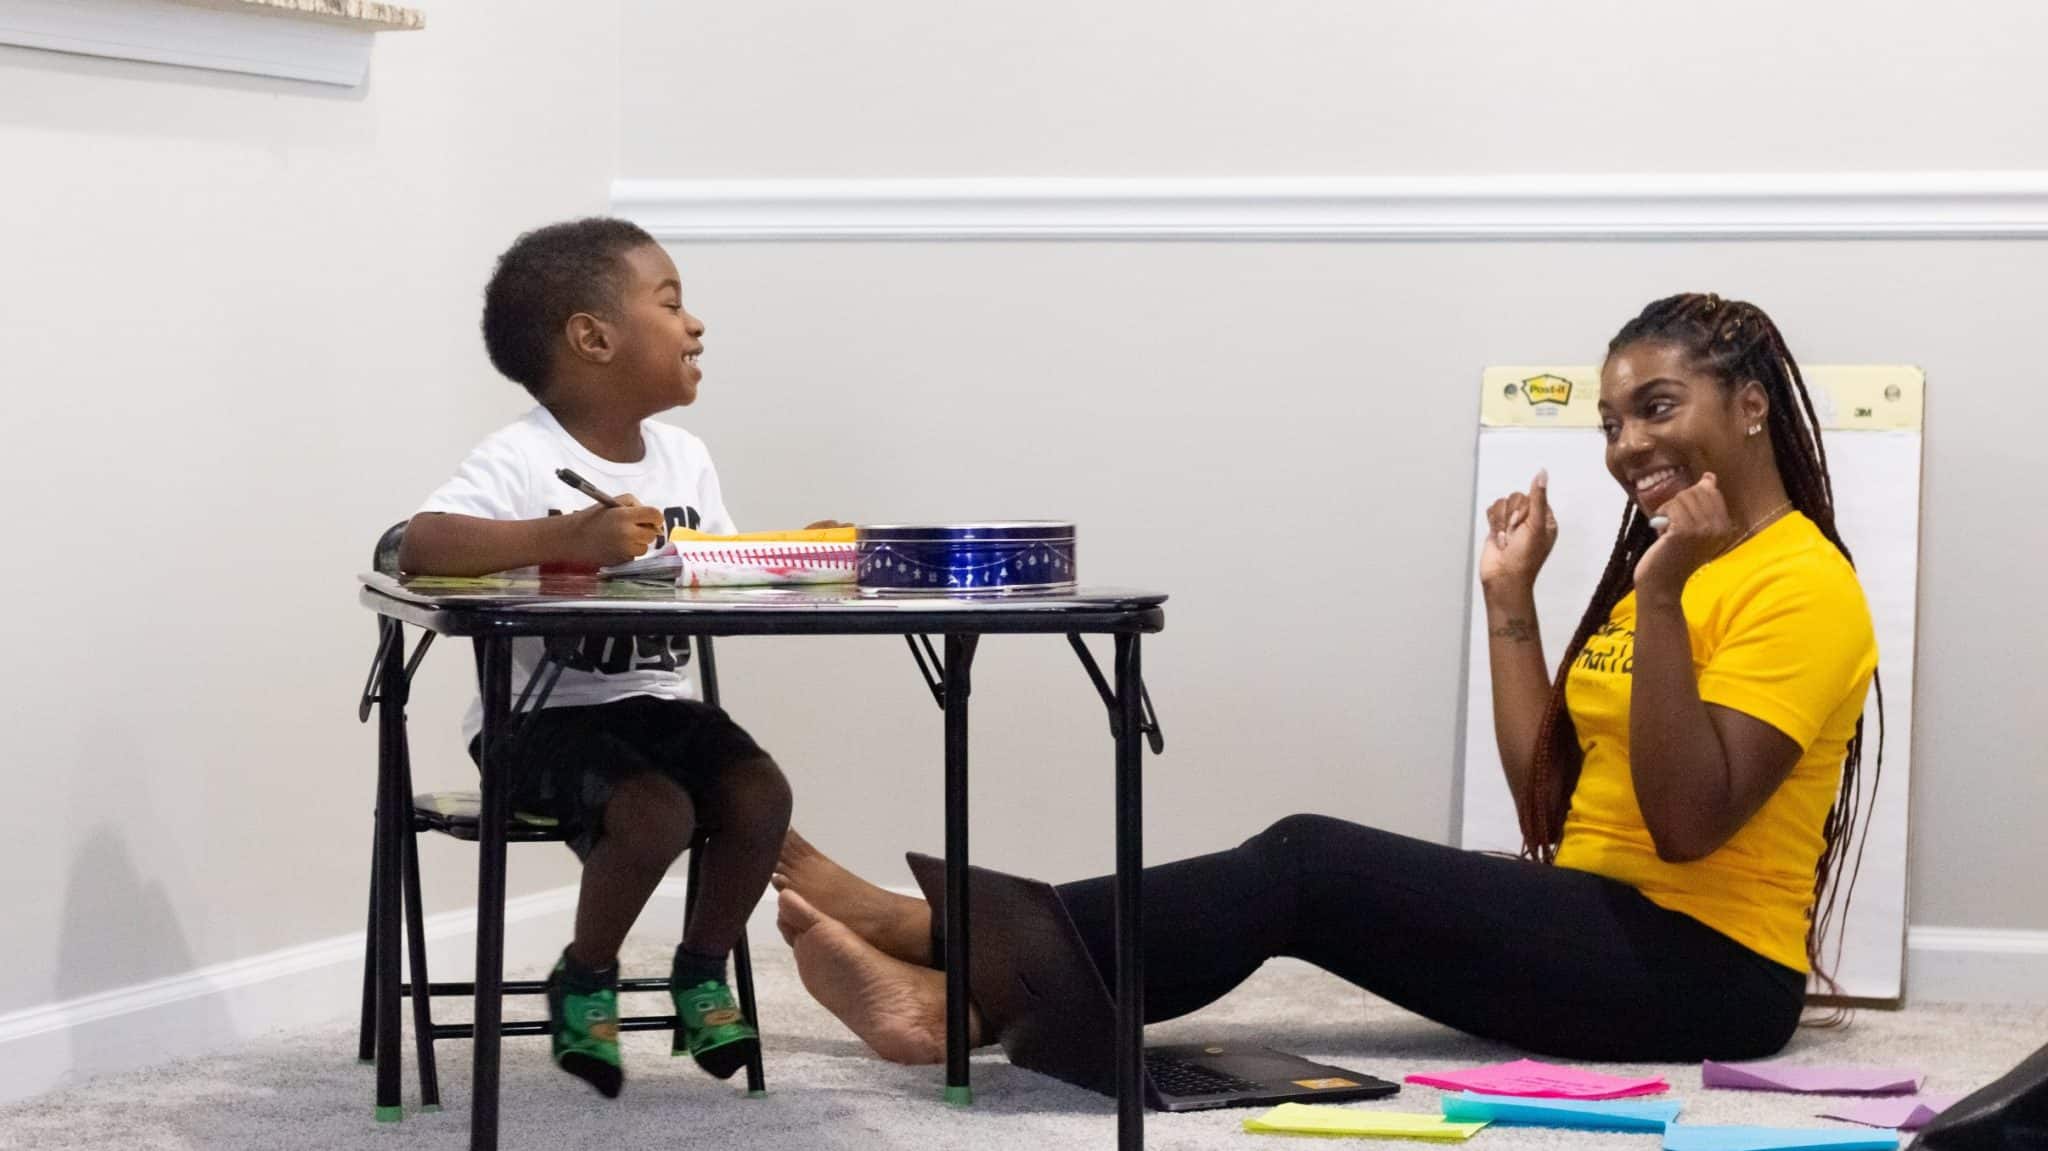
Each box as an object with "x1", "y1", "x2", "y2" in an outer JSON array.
[{"x1": 417, "y1": 405, "x2": 737, "y2": 742}]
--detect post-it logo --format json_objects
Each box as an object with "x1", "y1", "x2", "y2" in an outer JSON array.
[{"x1": 1521, "y1": 375, "x2": 1574, "y2": 407}]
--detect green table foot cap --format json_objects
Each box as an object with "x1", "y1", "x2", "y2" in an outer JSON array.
[
  {"x1": 374, "y1": 1105, "x2": 404, "y2": 1124},
  {"x1": 746, "y1": 1089, "x2": 768, "y2": 1099},
  {"x1": 419, "y1": 1104, "x2": 442, "y2": 1114},
  {"x1": 943, "y1": 1085, "x2": 973, "y2": 1107},
  {"x1": 356, "y1": 1057, "x2": 375, "y2": 1066}
]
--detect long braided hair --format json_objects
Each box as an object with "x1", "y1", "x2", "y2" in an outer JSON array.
[{"x1": 1518, "y1": 293, "x2": 1884, "y2": 991}]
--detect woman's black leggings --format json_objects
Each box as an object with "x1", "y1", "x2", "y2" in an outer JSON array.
[{"x1": 1050, "y1": 813, "x2": 1806, "y2": 1062}]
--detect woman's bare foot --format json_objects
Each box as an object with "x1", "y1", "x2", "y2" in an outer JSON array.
[
  {"x1": 778, "y1": 888, "x2": 979, "y2": 1065},
  {"x1": 776, "y1": 829, "x2": 933, "y2": 965}
]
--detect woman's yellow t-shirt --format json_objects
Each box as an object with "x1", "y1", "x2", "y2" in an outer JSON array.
[{"x1": 1552, "y1": 511, "x2": 1877, "y2": 972}]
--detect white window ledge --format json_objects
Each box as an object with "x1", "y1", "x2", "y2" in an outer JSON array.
[{"x1": 0, "y1": 0, "x2": 422, "y2": 87}]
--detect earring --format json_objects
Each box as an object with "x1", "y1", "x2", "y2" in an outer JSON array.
[{"x1": 1747, "y1": 424, "x2": 1762, "y2": 437}]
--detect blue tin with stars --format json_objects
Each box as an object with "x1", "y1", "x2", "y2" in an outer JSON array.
[{"x1": 856, "y1": 522, "x2": 1077, "y2": 595}]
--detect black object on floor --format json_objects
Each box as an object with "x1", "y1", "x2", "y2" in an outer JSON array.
[{"x1": 1911, "y1": 1037, "x2": 2048, "y2": 1150}]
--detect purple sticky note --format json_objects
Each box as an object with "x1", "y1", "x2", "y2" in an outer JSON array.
[
  {"x1": 1405, "y1": 1058, "x2": 1669, "y2": 1100},
  {"x1": 1702, "y1": 1060, "x2": 1922, "y2": 1096},
  {"x1": 1818, "y1": 1094, "x2": 1961, "y2": 1130}
]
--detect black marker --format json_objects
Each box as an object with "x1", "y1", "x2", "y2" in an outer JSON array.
[{"x1": 555, "y1": 467, "x2": 622, "y2": 509}]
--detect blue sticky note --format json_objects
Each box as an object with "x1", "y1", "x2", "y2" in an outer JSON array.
[
  {"x1": 1442, "y1": 1092, "x2": 1683, "y2": 1132},
  {"x1": 1662, "y1": 1125, "x2": 1901, "y2": 1151}
]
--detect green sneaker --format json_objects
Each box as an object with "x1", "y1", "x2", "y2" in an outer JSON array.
[
  {"x1": 546, "y1": 958, "x2": 623, "y2": 1098},
  {"x1": 672, "y1": 978, "x2": 758, "y2": 1080}
]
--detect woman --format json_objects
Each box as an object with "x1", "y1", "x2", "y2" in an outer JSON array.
[{"x1": 775, "y1": 293, "x2": 1880, "y2": 1065}]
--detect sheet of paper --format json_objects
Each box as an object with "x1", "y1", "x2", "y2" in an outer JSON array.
[
  {"x1": 1817, "y1": 1094, "x2": 1960, "y2": 1130},
  {"x1": 1404, "y1": 1059, "x2": 1668, "y2": 1100},
  {"x1": 1702, "y1": 1060, "x2": 1921, "y2": 1095},
  {"x1": 1662, "y1": 1125, "x2": 1900, "y2": 1151},
  {"x1": 1441, "y1": 1091, "x2": 1682, "y2": 1131},
  {"x1": 1244, "y1": 1104, "x2": 1487, "y2": 1141}
]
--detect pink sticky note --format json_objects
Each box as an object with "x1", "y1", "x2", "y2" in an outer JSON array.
[
  {"x1": 1403, "y1": 1059, "x2": 1669, "y2": 1100},
  {"x1": 1703, "y1": 1060, "x2": 1921, "y2": 1095},
  {"x1": 1819, "y1": 1094, "x2": 1961, "y2": 1131}
]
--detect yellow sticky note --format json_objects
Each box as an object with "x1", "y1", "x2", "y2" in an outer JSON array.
[
  {"x1": 1243, "y1": 1103, "x2": 1488, "y2": 1141},
  {"x1": 669, "y1": 527, "x2": 858, "y2": 544}
]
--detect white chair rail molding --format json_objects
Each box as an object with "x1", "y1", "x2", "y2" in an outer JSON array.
[{"x1": 609, "y1": 172, "x2": 2048, "y2": 243}]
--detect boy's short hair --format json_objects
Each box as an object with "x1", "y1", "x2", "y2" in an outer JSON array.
[{"x1": 481, "y1": 217, "x2": 657, "y2": 397}]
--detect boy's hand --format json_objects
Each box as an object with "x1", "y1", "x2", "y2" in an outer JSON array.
[{"x1": 562, "y1": 496, "x2": 667, "y2": 565}]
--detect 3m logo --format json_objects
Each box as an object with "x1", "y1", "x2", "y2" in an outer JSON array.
[{"x1": 1521, "y1": 375, "x2": 1574, "y2": 406}]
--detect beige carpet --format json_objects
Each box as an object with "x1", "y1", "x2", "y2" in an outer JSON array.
[{"x1": 1, "y1": 939, "x2": 2039, "y2": 1150}]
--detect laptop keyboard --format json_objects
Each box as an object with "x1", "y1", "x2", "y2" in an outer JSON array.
[{"x1": 1144, "y1": 1052, "x2": 1267, "y2": 1097}]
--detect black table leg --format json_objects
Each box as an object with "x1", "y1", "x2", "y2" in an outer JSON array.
[
  {"x1": 1113, "y1": 633, "x2": 1146, "y2": 1151},
  {"x1": 942, "y1": 633, "x2": 979, "y2": 1106},
  {"x1": 373, "y1": 619, "x2": 407, "y2": 1123},
  {"x1": 471, "y1": 636, "x2": 513, "y2": 1151},
  {"x1": 358, "y1": 815, "x2": 379, "y2": 1065},
  {"x1": 400, "y1": 742, "x2": 441, "y2": 1110}
]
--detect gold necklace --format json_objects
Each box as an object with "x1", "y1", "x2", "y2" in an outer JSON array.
[{"x1": 1710, "y1": 499, "x2": 1794, "y2": 562}]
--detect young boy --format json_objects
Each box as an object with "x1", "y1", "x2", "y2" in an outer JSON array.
[{"x1": 401, "y1": 217, "x2": 793, "y2": 1097}]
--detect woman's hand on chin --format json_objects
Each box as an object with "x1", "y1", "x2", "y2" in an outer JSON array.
[{"x1": 1633, "y1": 472, "x2": 1735, "y2": 604}]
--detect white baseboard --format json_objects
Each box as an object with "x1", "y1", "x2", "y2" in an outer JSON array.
[
  {"x1": 1907, "y1": 925, "x2": 2048, "y2": 1005},
  {"x1": 0, "y1": 878, "x2": 775, "y2": 1106},
  {"x1": 4, "y1": 902, "x2": 2037, "y2": 1105},
  {"x1": 611, "y1": 172, "x2": 2048, "y2": 243}
]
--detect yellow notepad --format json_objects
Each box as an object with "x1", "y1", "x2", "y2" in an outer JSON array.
[
  {"x1": 668, "y1": 527, "x2": 858, "y2": 544},
  {"x1": 1243, "y1": 1103, "x2": 1489, "y2": 1141}
]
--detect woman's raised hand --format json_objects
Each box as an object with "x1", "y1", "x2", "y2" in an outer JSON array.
[{"x1": 1480, "y1": 469, "x2": 1558, "y2": 595}]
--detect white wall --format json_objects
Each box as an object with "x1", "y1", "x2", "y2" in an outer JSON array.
[
  {"x1": 621, "y1": 0, "x2": 2048, "y2": 178},
  {"x1": 3, "y1": 0, "x2": 2045, "y2": 1099},
  {"x1": 628, "y1": 239, "x2": 2048, "y2": 940},
  {"x1": 617, "y1": 0, "x2": 2048, "y2": 944},
  {"x1": 0, "y1": 0, "x2": 620, "y2": 1023}
]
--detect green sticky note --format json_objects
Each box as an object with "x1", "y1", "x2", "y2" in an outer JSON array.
[{"x1": 1243, "y1": 1103, "x2": 1490, "y2": 1141}]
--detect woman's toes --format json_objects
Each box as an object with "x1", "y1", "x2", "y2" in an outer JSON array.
[{"x1": 776, "y1": 887, "x2": 824, "y2": 947}]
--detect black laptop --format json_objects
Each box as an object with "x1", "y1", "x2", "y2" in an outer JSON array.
[{"x1": 906, "y1": 852, "x2": 1400, "y2": 1112}]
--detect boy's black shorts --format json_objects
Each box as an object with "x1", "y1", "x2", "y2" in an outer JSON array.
[{"x1": 467, "y1": 695, "x2": 769, "y2": 860}]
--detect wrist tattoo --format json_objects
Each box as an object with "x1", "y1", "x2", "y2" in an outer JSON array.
[{"x1": 1491, "y1": 617, "x2": 1536, "y2": 643}]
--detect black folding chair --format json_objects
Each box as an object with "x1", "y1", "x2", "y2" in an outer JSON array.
[{"x1": 354, "y1": 522, "x2": 766, "y2": 1115}]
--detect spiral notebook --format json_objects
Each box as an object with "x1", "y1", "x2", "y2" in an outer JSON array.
[{"x1": 600, "y1": 527, "x2": 859, "y2": 586}]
